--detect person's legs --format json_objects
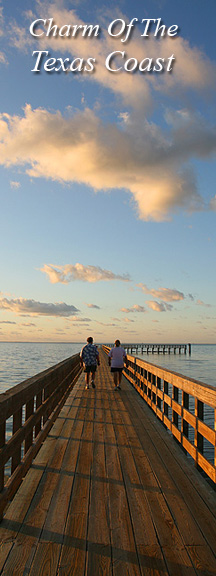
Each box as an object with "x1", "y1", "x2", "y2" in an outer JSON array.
[
  {"x1": 118, "y1": 370, "x2": 123, "y2": 387},
  {"x1": 91, "y1": 366, "x2": 96, "y2": 388},
  {"x1": 85, "y1": 371, "x2": 90, "y2": 389},
  {"x1": 113, "y1": 371, "x2": 118, "y2": 388}
]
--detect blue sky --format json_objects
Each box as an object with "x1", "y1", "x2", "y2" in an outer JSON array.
[{"x1": 0, "y1": 0, "x2": 215, "y2": 343}]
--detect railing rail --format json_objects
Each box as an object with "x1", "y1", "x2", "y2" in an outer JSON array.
[
  {"x1": 0, "y1": 353, "x2": 81, "y2": 520},
  {"x1": 102, "y1": 345, "x2": 216, "y2": 483}
]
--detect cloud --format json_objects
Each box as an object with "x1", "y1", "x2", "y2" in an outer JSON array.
[
  {"x1": 0, "y1": 104, "x2": 215, "y2": 221},
  {"x1": 121, "y1": 304, "x2": 146, "y2": 313},
  {"x1": 0, "y1": 320, "x2": 16, "y2": 324},
  {"x1": 0, "y1": 51, "x2": 6, "y2": 64},
  {"x1": 0, "y1": 297, "x2": 79, "y2": 317},
  {"x1": 66, "y1": 316, "x2": 91, "y2": 322},
  {"x1": 40, "y1": 262, "x2": 130, "y2": 283},
  {"x1": 10, "y1": 180, "x2": 21, "y2": 189},
  {"x1": 196, "y1": 299, "x2": 211, "y2": 308},
  {"x1": 96, "y1": 321, "x2": 117, "y2": 327},
  {"x1": 147, "y1": 300, "x2": 173, "y2": 312},
  {"x1": 85, "y1": 303, "x2": 101, "y2": 309},
  {"x1": 210, "y1": 195, "x2": 216, "y2": 211},
  {"x1": 138, "y1": 284, "x2": 184, "y2": 302},
  {"x1": 124, "y1": 317, "x2": 135, "y2": 323}
]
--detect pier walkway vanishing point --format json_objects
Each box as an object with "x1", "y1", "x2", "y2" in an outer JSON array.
[{"x1": 0, "y1": 350, "x2": 216, "y2": 576}]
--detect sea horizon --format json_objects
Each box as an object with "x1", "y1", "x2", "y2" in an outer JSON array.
[{"x1": 0, "y1": 342, "x2": 215, "y2": 394}]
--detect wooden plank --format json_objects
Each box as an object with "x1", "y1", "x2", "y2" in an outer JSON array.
[
  {"x1": 28, "y1": 474, "x2": 74, "y2": 576},
  {"x1": 58, "y1": 476, "x2": 90, "y2": 576},
  {"x1": 0, "y1": 468, "x2": 43, "y2": 572},
  {"x1": 1, "y1": 471, "x2": 59, "y2": 575},
  {"x1": 110, "y1": 387, "x2": 169, "y2": 576},
  {"x1": 103, "y1": 392, "x2": 141, "y2": 576},
  {"x1": 58, "y1": 389, "x2": 94, "y2": 576},
  {"x1": 86, "y1": 440, "x2": 112, "y2": 576}
]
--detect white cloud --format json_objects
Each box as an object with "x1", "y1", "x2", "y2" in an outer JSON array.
[
  {"x1": 147, "y1": 301, "x2": 173, "y2": 312},
  {"x1": 0, "y1": 297, "x2": 79, "y2": 317},
  {"x1": 1, "y1": 105, "x2": 214, "y2": 221},
  {"x1": 10, "y1": 180, "x2": 21, "y2": 189},
  {"x1": 40, "y1": 262, "x2": 130, "y2": 283},
  {"x1": 121, "y1": 304, "x2": 146, "y2": 313},
  {"x1": 138, "y1": 284, "x2": 184, "y2": 302},
  {"x1": 86, "y1": 303, "x2": 101, "y2": 309}
]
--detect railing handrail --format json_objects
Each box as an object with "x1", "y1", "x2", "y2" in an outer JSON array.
[
  {"x1": 0, "y1": 355, "x2": 78, "y2": 424},
  {"x1": 102, "y1": 345, "x2": 216, "y2": 483},
  {"x1": 0, "y1": 353, "x2": 81, "y2": 520}
]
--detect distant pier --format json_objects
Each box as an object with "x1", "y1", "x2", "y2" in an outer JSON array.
[{"x1": 108, "y1": 343, "x2": 192, "y2": 355}]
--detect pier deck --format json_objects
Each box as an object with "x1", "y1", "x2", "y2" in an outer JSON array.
[{"x1": 0, "y1": 352, "x2": 216, "y2": 576}]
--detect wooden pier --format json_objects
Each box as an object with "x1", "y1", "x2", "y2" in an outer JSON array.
[
  {"x1": 0, "y1": 351, "x2": 216, "y2": 575},
  {"x1": 108, "y1": 344, "x2": 191, "y2": 355}
]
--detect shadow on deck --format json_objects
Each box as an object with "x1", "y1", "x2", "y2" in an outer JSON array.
[{"x1": 0, "y1": 352, "x2": 216, "y2": 575}]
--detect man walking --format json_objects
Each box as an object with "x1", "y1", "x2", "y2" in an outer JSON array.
[{"x1": 80, "y1": 336, "x2": 100, "y2": 389}]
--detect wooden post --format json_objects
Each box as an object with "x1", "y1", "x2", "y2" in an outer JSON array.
[
  {"x1": 25, "y1": 398, "x2": 34, "y2": 454},
  {"x1": 11, "y1": 408, "x2": 23, "y2": 474},
  {"x1": 182, "y1": 392, "x2": 189, "y2": 439},
  {"x1": 0, "y1": 422, "x2": 5, "y2": 494},
  {"x1": 195, "y1": 399, "x2": 204, "y2": 468},
  {"x1": 173, "y1": 386, "x2": 179, "y2": 429}
]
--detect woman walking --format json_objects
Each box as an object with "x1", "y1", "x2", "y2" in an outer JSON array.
[{"x1": 108, "y1": 339, "x2": 128, "y2": 390}]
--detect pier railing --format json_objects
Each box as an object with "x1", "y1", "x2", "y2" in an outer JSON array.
[
  {"x1": 0, "y1": 354, "x2": 81, "y2": 520},
  {"x1": 102, "y1": 346, "x2": 216, "y2": 483}
]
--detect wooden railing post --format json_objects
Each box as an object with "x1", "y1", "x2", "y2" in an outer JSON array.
[
  {"x1": 182, "y1": 392, "x2": 189, "y2": 444},
  {"x1": 25, "y1": 398, "x2": 34, "y2": 454},
  {"x1": 11, "y1": 408, "x2": 23, "y2": 473},
  {"x1": 173, "y1": 386, "x2": 179, "y2": 429},
  {"x1": 0, "y1": 423, "x2": 5, "y2": 493},
  {"x1": 195, "y1": 399, "x2": 204, "y2": 467}
]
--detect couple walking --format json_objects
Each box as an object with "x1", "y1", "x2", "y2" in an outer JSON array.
[{"x1": 80, "y1": 337, "x2": 128, "y2": 390}]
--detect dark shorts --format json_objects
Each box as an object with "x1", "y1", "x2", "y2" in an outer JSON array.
[
  {"x1": 84, "y1": 364, "x2": 97, "y2": 373},
  {"x1": 111, "y1": 367, "x2": 123, "y2": 373}
]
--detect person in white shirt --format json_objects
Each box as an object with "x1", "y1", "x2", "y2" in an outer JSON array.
[{"x1": 108, "y1": 339, "x2": 128, "y2": 390}]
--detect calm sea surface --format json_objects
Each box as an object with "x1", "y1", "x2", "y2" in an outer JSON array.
[
  {"x1": 0, "y1": 342, "x2": 83, "y2": 393},
  {"x1": 0, "y1": 342, "x2": 215, "y2": 393}
]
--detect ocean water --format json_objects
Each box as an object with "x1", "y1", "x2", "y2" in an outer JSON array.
[
  {"x1": 0, "y1": 342, "x2": 83, "y2": 393},
  {"x1": 0, "y1": 342, "x2": 215, "y2": 393}
]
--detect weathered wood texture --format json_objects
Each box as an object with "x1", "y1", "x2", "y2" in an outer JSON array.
[
  {"x1": 0, "y1": 354, "x2": 81, "y2": 520},
  {"x1": 103, "y1": 345, "x2": 216, "y2": 483},
  {"x1": 0, "y1": 351, "x2": 215, "y2": 576}
]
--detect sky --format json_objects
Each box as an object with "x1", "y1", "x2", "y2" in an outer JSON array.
[{"x1": 0, "y1": 0, "x2": 215, "y2": 344}]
